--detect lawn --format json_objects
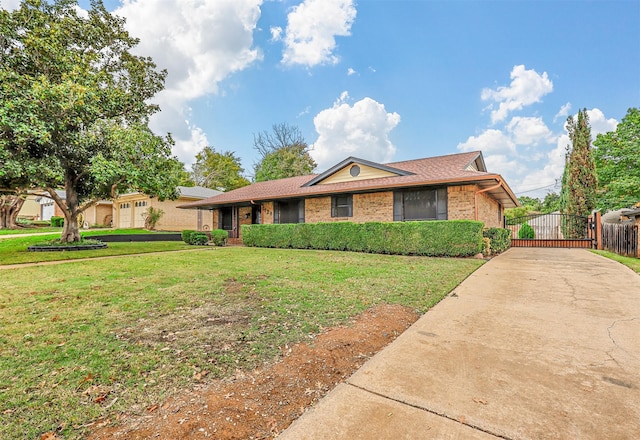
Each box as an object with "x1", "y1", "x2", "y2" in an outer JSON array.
[
  {"x1": 0, "y1": 247, "x2": 483, "y2": 439},
  {"x1": 0, "y1": 229, "x2": 190, "y2": 265},
  {"x1": 591, "y1": 250, "x2": 640, "y2": 274},
  {"x1": 0, "y1": 227, "x2": 62, "y2": 235}
]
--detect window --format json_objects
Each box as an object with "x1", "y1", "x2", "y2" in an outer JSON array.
[
  {"x1": 275, "y1": 200, "x2": 304, "y2": 224},
  {"x1": 393, "y1": 188, "x2": 447, "y2": 221},
  {"x1": 331, "y1": 195, "x2": 353, "y2": 217}
]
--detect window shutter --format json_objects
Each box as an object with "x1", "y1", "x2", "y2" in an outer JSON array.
[
  {"x1": 436, "y1": 188, "x2": 448, "y2": 220},
  {"x1": 331, "y1": 197, "x2": 337, "y2": 217},
  {"x1": 393, "y1": 192, "x2": 403, "y2": 221},
  {"x1": 298, "y1": 200, "x2": 305, "y2": 223},
  {"x1": 274, "y1": 202, "x2": 279, "y2": 224}
]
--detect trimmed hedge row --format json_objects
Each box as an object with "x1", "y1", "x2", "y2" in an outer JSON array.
[
  {"x1": 482, "y1": 227, "x2": 511, "y2": 254},
  {"x1": 241, "y1": 220, "x2": 484, "y2": 257}
]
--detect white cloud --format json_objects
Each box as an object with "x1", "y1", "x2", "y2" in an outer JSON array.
[
  {"x1": 554, "y1": 102, "x2": 572, "y2": 122},
  {"x1": 514, "y1": 136, "x2": 567, "y2": 196},
  {"x1": 281, "y1": 0, "x2": 356, "y2": 67},
  {"x1": 506, "y1": 116, "x2": 553, "y2": 146},
  {"x1": 114, "y1": 0, "x2": 263, "y2": 165},
  {"x1": 0, "y1": 0, "x2": 20, "y2": 11},
  {"x1": 311, "y1": 93, "x2": 400, "y2": 171},
  {"x1": 586, "y1": 108, "x2": 618, "y2": 136},
  {"x1": 457, "y1": 129, "x2": 515, "y2": 155},
  {"x1": 483, "y1": 154, "x2": 525, "y2": 178},
  {"x1": 270, "y1": 26, "x2": 283, "y2": 41},
  {"x1": 481, "y1": 65, "x2": 553, "y2": 123},
  {"x1": 347, "y1": 67, "x2": 356, "y2": 76}
]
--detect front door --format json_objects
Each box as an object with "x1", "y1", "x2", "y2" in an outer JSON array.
[{"x1": 219, "y1": 207, "x2": 239, "y2": 238}]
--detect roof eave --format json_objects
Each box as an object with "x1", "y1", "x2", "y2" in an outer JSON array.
[{"x1": 178, "y1": 174, "x2": 519, "y2": 210}]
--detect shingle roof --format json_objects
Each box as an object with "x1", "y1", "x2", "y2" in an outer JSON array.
[
  {"x1": 177, "y1": 186, "x2": 222, "y2": 199},
  {"x1": 178, "y1": 151, "x2": 519, "y2": 209}
]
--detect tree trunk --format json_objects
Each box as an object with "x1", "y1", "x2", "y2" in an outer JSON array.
[
  {"x1": 58, "y1": 175, "x2": 83, "y2": 243},
  {"x1": 0, "y1": 195, "x2": 26, "y2": 229},
  {"x1": 61, "y1": 213, "x2": 82, "y2": 242}
]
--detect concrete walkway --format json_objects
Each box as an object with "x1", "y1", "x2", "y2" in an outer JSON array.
[{"x1": 280, "y1": 248, "x2": 640, "y2": 439}]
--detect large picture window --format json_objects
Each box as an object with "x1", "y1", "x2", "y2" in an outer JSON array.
[
  {"x1": 393, "y1": 188, "x2": 447, "y2": 221},
  {"x1": 331, "y1": 194, "x2": 353, "y2": 217},
  {"x1": 275, "y1": 199, "x2": 305, "y2": 224}
]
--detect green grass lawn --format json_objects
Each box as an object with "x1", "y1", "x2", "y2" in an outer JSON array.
[
  {"x1": 591, "y1": 250, "x2": 640, "y2": 274},
  {"x1": 0, "y1": 226, "x2": 62, "y2": 235},
  {"x1": 0, "y1": 247, "x2": 483, "y2": 439},
  {"x1": 0, "y1": 229, "x2": 190, "y2": 265}
]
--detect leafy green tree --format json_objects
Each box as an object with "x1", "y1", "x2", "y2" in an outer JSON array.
[
  {"x1": 0, "y1": 0, "x2": 183, "y2": 242},
  {"x1": 593, "y1": 107, "x2": 640, "y2": 211},
  {"x1": 562, "y1": 109, "x2": 597, "y2": 215},
  {"x1": 542, "y1": 192, "x2": 561, "y2": 213},
  {"x1": 517, "y1": 196, "x2": 543, "y2": 212},
  {"x1": 253, "y1": 123, "x2": 317, "y2": 182},
  {"x1": 191, "y1": 147, "x2": 250, "y2": 191}
]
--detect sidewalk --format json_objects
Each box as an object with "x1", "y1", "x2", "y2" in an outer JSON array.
[{"x1": 279, "y1": 248, "x2": 640, "y2": 439}]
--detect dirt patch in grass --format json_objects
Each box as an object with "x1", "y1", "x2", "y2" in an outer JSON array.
[{"x1": 86, "y1": 303, "x2": 419, "y2": 439}]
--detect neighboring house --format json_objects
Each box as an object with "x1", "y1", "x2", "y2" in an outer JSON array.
[
  {"x1": 37, "y1": 190, "x2": 65, "y2": 221},
  {"x1": 178, "y1": 151, "x2": 519, "y2": 241},
  {"x1": 36, "y1": 190, "x2": 112, "y2": 227},
  {"x1": 112, "y1": 186, "x2": 222, "y2": 231},
  {"x1": 17, "y1": 195, "x2": 41, "y2": 221}
]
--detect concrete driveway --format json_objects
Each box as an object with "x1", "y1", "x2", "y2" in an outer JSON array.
[{"x1": 280, "y1": 248, "x2": 640, "y2": 439}]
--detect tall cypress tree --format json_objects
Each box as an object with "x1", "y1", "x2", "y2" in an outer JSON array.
[{"x1": 561, "y1": 109, "x2": 597, "y2": 236}]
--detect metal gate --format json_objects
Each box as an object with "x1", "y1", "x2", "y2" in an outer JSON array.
[{"x1": 505, "y1": 213, "x2": 593, "y2": 248}]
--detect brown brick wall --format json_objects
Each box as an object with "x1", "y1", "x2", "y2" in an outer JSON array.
[
  {"x1": 446, "y1": 185, "x2": 502, "y2": 227},
  {"x1": 261, "y1": 202, "x2": 274, "y2": 224},
  {"x1": 477, "y1": 192, "x2": 502, "y2": 228},
  {"x1": 447, "y1": 185, "x2": 477, "y2": 220},
  {"x1": 304, "y1": 192, "x2": 394, "y2": 223}
]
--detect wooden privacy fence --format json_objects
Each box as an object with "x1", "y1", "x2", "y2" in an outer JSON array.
[{"x1": 602, "y1": 223, "x2": 639, "y2": 257}]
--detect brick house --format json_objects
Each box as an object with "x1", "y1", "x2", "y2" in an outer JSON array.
[
  {"x1": 178, "y1": 151, "x2": 519, "y2": 241},
  {"x1": 112, "y1": 186, "x2": 221, "y2": 231}
]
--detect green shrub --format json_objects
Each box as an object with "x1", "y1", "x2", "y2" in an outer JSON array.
[
  {"x1": 182, "y1": 230, "x2": 209, "y2": 245},
  {"x1": 50, "y1": 216, "x2": 65, "y2": 227},
  {"x1": 241, "y1": 220, "x2": 484, "y2": 257},
  {"x1": 481, "y1": 237, "x2": 491, "y2": 256},
  {"x1": 518, "y1": 222, "x2": 535, "y2": 239},
  {"x1": 143, "y1": 207, "x2": 164, "y2": 230},
  {"x1": 181, "y1": 230, "x2": 196, "y2": 244},
  {"x1": 210, "y1": 229, "x2": 228, "y2": 246},
  {"x1": 483, "y1": 227, "x2": 511, "y2": 254},
  {"x1": 190, "y1": 232, "x2": 209, "y2": 246}
]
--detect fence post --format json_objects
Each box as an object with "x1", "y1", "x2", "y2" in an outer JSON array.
[
  {"x1": 636, "y1": 217, "x2": 640, "y2": 258},
  {"x1": 593, "y1": 211, "x2": 603, "y2": 250}
]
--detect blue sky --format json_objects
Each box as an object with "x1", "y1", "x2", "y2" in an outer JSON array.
[{"x1": 4, "y1": 0, "x2": 639, "y2": 198}]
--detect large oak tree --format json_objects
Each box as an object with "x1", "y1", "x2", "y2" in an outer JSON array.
[{"x1": 0, "y1": 0, "x2": 183, "y2": 241}]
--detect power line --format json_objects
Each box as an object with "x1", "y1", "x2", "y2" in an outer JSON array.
[{"x1": 514, "y1": 182, "x2": 559, "y2": 196}]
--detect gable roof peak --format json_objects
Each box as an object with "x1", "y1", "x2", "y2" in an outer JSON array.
[{"x1": 303, "y1": 156, "x2": 414, "y2": 187}]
